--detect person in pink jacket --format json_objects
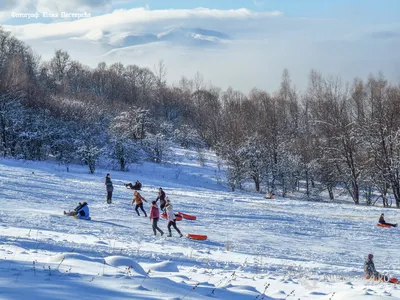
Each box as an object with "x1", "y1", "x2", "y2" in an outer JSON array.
[{"x1": 149, "y1": 201, "x2": 164, "y2": 236}]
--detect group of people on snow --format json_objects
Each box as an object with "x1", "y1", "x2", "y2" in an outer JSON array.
[
  {"x1": 363, "y1": 214, "x2": 398, "y2": 283},
  {"x1": 65, "y1": 175, "x2": 183, "y2": 237},
  {"x1": 129, "y1": 187, "x2": 182, "y2": 237}
]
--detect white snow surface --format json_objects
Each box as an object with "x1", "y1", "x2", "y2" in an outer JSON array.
[{"x1": 0, "y1": 147, "x2": 399, "y2": 299}]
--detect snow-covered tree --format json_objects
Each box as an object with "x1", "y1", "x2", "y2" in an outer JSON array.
[{"x1": 142, "y1": 133, "x2": 172, "y2": 163}]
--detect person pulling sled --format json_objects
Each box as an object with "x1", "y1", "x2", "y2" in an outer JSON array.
[
  {"x1": 165, "y1": 200, "x2": 183, "y2": 238},
  {"x1": 379, "y1": 213, "x2": 397, "y2": 227}
]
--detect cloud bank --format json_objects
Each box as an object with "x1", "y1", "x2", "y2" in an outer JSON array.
[{"x1": 3, "y1": 6, "x2": 400, "y2": 93}]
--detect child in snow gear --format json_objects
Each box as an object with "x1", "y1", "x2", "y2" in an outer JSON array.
[
  {"x1": 265, "y1": 192, "x2": 275, "y2": 199},
  {"x1": 64, "y1": 202, "x2": 90, "y2": 219},
  {"x1": 125, "y1": 180, "x2": 142, "y2": 190},
  {"x1": 64, "y1": 202, "x2": 83, "y2": 216},
  {"x1": 149, "y1": 200, "x2": 164, "y2": 236},
  {"x1": 105, "y1": 173, "x2": 113, "y2": 204},
  {"x1": 379, "y1": 213, "x2": 397, "y2": 227},
  {"x1": 156, "y1": 187, "x2": 166, "y2": 211},
  {"x1": 364, "y1": 254, "x2": 389, "y2": 282},
  {"x1": 132, "y1": 190, "x2": 147, "y2": 217},
  {"x1": 165, "y1": 200, "x2": 183, "y2": 237}
]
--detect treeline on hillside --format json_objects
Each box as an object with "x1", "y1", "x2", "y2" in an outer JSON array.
[{"x1": 1, "y1": 27, "x2": 400, "y2": 207}]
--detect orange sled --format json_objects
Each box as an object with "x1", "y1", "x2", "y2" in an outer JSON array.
[
  {"x1": 187, "y1": 234, "x2": 207, "y2": 241},
  {"x1": 178, "y1": 212, "x2": 197, "y2": 220},
  {"x1": 377, "y1": 223, "x2": 392, "y2": 228},
  {"x1": 367, "y1": 277, "x2": 398, "y2": 284},
  {"x1": 161, "y1": 213, "x2": 182, "y2": 221}
]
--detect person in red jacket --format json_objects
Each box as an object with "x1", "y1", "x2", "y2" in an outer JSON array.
[{"x1": 149, "y1": 201, "x2": 164, "y2": 236}]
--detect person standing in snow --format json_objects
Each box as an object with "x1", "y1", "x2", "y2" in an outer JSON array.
[
  {"x1": 379, "y1": 213, "x2": 397, "y2": 227},
  {"x1": 105, "y1": 173, "x2": 113, "y2": 204},
  {"x1": 155, "y1": 187, "x2": 166, "y2": 211},
  {"x1": 149, "y1": 200, "x2": 164, "y2": 236},
  {"x1": 165, "y1": 200, "x2": 183, "y2": 237},
  {"x1": 364, "y1": 254, "x2": 389, "y2": 281},
  {"x1": 132, "y1": 190, "x2": 147, "y2": 217}
]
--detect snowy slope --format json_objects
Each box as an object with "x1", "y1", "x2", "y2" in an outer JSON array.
[{"x1": 0, "y1": 148, "x2": 400, "y2": 299}]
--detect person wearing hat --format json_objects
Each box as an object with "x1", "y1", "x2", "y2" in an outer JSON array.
[
  {"x1": 165, "y1": 200, "x2": 183, "y2": 237},
  {"x1": 105, "y1": 173, "x2": 113, "y2": 204},
  {"x1": 132, "y1": 190, "x2": 147, "y2": 217},
  {"x1": 155, "y1": 187, "x2": 166, "y2": 211},
  {"x1": 364, "y1": 254, "x2": 389, "y2": 281},
  {"x1": 64, "y1": 202, "x2": 90, "y2": 219}
]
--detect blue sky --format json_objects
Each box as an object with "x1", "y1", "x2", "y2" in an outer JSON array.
[
  {"x1": 110, "y1": 0, "x2": 400, "y2": 23},
  {"x1": 2, "y1": 0, "x2": 400, "y2": 25}
]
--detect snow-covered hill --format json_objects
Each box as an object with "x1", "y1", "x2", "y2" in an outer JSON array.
[{"x1": 0, "y1": 148, "x2": 399, "y2": 299}]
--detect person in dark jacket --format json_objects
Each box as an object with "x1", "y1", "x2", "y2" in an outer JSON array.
[
  {"x1": 105, "y1": 173, "x2": 113, "y2": 204},
  {"x1": 125, "y1": 180, "x2": 142, "y2": 190},
  {"x1": 379, "y1": 213, "x2": 397, "y2": 227},
  {"x1": 149, "y1": 201, "x2": 164, "y2": 236},
  {"x1": 364, "y1": 254, "x2": 389, "y2": 281},
  {"x1": 155, "y1": 187, "x2": 166, "y2": 211}
]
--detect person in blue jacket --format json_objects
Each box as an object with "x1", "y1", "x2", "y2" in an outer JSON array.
[{"x1": 64, "y1": 202, "x2": 90, "y2": 219}]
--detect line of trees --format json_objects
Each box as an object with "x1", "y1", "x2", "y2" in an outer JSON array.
[{"x1": 1, "y1": 27, "x2": 400, "y2": 207}]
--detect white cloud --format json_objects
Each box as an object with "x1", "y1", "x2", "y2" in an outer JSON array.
[
  {"x1": 4, "y1": 7, "x2": 282, "y2": 40},
  {"x1": 2, "y1": 6, "x2": 400, "y2": 93}
]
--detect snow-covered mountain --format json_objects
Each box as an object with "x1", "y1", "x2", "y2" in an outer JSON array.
[{"x1": 106, "y1": 27, "x2": 232, "y2": 48}]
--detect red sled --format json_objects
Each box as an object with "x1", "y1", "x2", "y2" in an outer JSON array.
[
  {"x1": 178, "y1": 212, "x2": 197, "y2": 220},
  {"x1": 161, "y1": 213, "x2": 182, "y2": 221},
  {"x1": 187, "y1": 234, "x2": 207, "y2": 241},
  {"x1": 368, "y1": 276, "x2": 398, "y2": 284},
  {"x1": 390, "y1": 278, "x2": 399, "y2": 284},
  {"x1": 377, "y1": 223, "x2": 392, "y2": 228}
]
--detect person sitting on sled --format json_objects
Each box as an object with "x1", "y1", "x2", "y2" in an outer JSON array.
[
  {"x1": 364, "y1": 254, "x2": 390, "y2": 282},
  {"x1": 64, "y1": 202, "x2": 90, "y2": 219},
  {"x1": 265, "y1": 191, "x2": 275, "y2": 199},
  {"x1": 125, "y1": 180, "x2": 142, "y2": 190},
  {"x1": 379, "y1": 213, "x2": 397, "y2": 227}
]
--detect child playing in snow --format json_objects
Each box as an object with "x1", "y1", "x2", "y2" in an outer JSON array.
[
  {"x1": 149, "y1": 201, "x2": 164, "y2": 236},
  {"x1": 379, "y1": 213, "x2": 397, "y2": 227},
  {"x1": 64, "y1": 202, "x2": 90, "y2": 219},
  {"x1": 155, "y1": 187, "x2": 167, "y2": 211},
  {"x1": 132, "y1": 190, "x2": 147, "y2": 217},
  {"x1": 165, "y1": 200, "x2": 183, "y2": 237},
  {"x1": 364, "y1": 254, "x2": 390, "y2": 282}
]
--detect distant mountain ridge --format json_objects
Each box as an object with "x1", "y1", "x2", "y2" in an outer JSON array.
[{"x1": 105, "y1": 27, "x2": 232, "y2": 48}]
